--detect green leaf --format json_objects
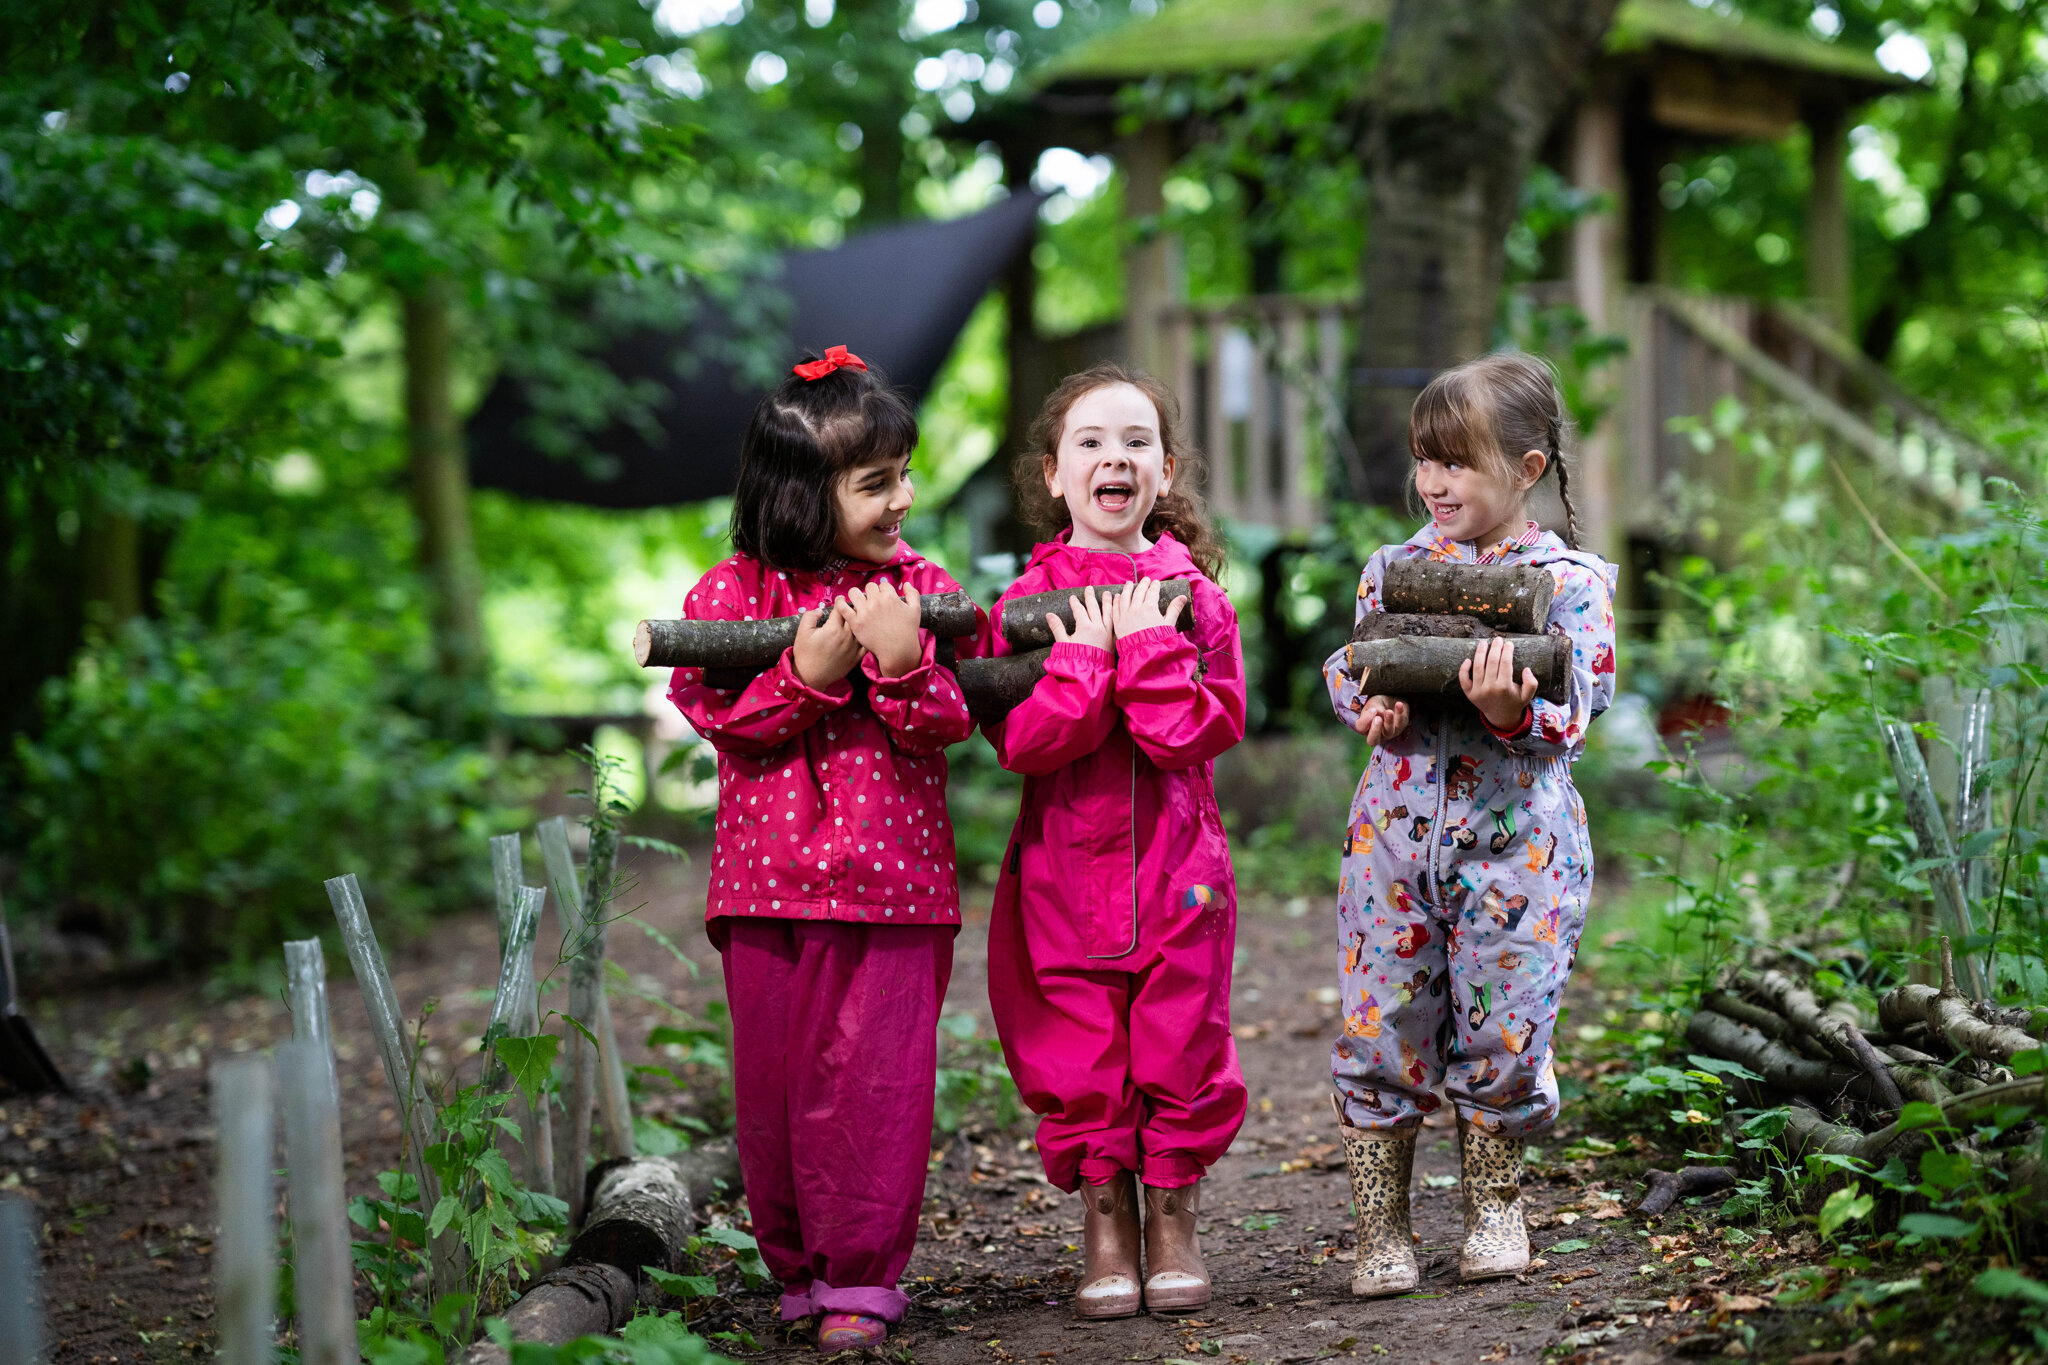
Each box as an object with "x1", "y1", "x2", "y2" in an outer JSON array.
[
  {"x1": 1818, "y1": 1183, "x2": 1873, "y2": 1240},
  {"x1": 471, "y1": 1149, "x2": 517, "y2": 1198},
  {"x1": 427, "y1": 1194, "x2": 463, "y2": 1240},
  {"x1": 1739, "y1": 1107, "x2": 1792, "y2": 1139},
  {"x1": 2012, "y1": 1048, "x2": 2046, "y2": 1077},
  {"x1": 1920, "y1": 1149, "x2": 1975, "y2": 1192},
  {"x1": 1237, "y1": 1213, "x2": 1284, "y2": 1231},
  {"x1": 644, "y1": 1266, "x2": 719, "y2": 1300},
  {"x1": 1898, "y1": 1212, "x2": 1976, "y2": 1240},
  {"x1": 1548, "y1": 1238, "x2": 1592, "y2": 1254},
  {"x1": 1896, "y1": 1101, "x2": 1948, "y2": 1131},
  {"x1": 496, "y1": 1033, "x2": 560, "y2": 1105},
  {"x1": 634, "y1": 1115, "x2": 691, "y2": 1156},
  {"x1": 1687, "y1": 1054, "x2": 1764, "y2": 1083},
  {"x1": 1979, "y1": 1268, "x2": 2048, "y2": 1304}
]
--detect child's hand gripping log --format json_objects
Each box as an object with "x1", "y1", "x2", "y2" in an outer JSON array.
[{"x1": 842, "y1": 582, "x2": 924, "y2": 678}]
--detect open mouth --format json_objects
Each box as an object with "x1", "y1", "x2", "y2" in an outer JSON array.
[
  {"x1": 1428, "y1": 500, "x2": 1462, "y2": 521},
  {"x1": 1092, "y1": 482, "x2": 1134, "y2": 514},
  {"x1": 872, "y1": 519, "x2": 902, "y2": 539}
]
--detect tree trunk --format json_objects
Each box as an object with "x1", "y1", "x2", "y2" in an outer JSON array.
[
  {"x1": 1352, "y1": 0, "x2": 1621, "y2": 502},
  {"x1": 404, "y1": 273, "x2": 488, "y2": 697}
]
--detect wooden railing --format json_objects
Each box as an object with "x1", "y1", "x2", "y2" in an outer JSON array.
[
  {"x1": 1158, "y1": 297, "x2": 1355, "y2": 534},
  {"x1": 1141, "y1": 287, "x2": 2004, "y2": 540}
]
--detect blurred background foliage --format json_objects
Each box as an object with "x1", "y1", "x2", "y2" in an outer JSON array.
[{"x1": 5, "y1": 0, "x2": 2048, "y2": 983}]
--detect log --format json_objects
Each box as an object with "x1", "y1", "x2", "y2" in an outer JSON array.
[
  {"x1": 1699, "y1": 989, "x2": 1797, "y2": 1045},
  {"x1": 1342, "y1": 632, "x2": 1570, "y2": 703},
  {"x1": 1381, "y1": 559, "x2": 1554, "y2": 633},
  {"x1": 212, "y1": 1055, "x2": 275, "y2": 1365},
  {"x1": 459, "y1": 1263, "x2": 637, "y2": 1365},
  {"x1": 1877, "y1": 937, "x2": 2039, "y2": 1065},
  {"x1": 456, "y1": 1141, "x2": 744, "y2": 1365},
  {"x1": 1353, "y1": 611, "x2": 1507, "y2": 641},
  {"x1": 997, "y1": 579, "x2": 1194, "y2": 652},
  {"x1": 698, "y1": 638, "x2": 960, "y2": 692},
  {"x1": 1739, "y1": 969, "x2": 1903, "y2": 1111},
  {"x1": 958, "y1": 649, "x2": 1052, "y2": 725},
  {"x1": 1683, "y1": 1010, "x2": 1882, "y2": 1104},
  {"x1": 1636, "y1": 1166, "x2": 1737, "y2": 1217},
  {"x1": 634, "y1": 590, "x2": 978, "y2": 669}
]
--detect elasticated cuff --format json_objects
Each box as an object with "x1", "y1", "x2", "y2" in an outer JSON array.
[
  {"x1": 1484, "y1": 705, "x2": 1534, "y2": 742},
  {"x1": 1046, "y1": 640, "x2": 1113, "y2": 673},
  {"x1": 770, "y1": 646, "x2": 853, "y2": 708},
  {"x1": 788, "y1": 1280, "x2": 909, "y2": 1323},
  {"x1": 861, "y1": 633, "x2": 937, "y2": 696},
  {"x1": 1140, "y1": 1153, "x2": 1207, "y2": 1189},
  {"x1": 1077, "y1": 1155, "x2": 1134, "y2": 1188}
]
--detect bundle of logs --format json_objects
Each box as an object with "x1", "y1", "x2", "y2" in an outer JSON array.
[
  {"x1": 633, "y1": 560, "x2": 1569, "y2": 721},
  {"x1": 1637, "y1": 937, "x2": 2048, "y2": 1217}
]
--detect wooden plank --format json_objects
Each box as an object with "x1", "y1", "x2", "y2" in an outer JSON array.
[{"x1": 279, "y1": 1039, "x2": 355, "y2": 1365}]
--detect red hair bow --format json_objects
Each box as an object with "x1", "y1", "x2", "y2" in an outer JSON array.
[{"x1": 793, "y1": 345, "x2": 868, "y2": 381}]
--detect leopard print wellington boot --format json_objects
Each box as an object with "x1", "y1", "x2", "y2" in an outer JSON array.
[
  {"x1": 1457, "y1": 1119, "x2": 1529, "y2": 1282},
  {"x1": 1337, "y1": 1113, "x2": 1418, "y2": 1298}
]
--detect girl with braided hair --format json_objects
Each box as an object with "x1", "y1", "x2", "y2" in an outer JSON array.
[{"x1": 1319, "y1": 350, "x2": 1618, "y2": 1297}]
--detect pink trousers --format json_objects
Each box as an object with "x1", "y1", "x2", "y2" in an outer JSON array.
[
  {"x1": 988, "y1": 890, "x2": 1247, "y2": 1193},
  {"x1": 720, "y1": 918, "x2": 953, "y2": 1323}
]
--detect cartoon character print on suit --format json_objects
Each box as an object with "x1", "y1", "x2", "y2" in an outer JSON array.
[{"x1": 1324, "y1": 522, "x2": 1617, "y2": 1138}]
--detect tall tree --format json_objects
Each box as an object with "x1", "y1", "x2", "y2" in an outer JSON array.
[{"x1": 1350, "y1": 0, "x2": 1620, "y2": 499}]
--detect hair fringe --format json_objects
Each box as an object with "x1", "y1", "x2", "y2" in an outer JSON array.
[
  {"x1": 1010, "y1": 362, "x2": 1228, "y2": 579},
  {"x1": 1407, "y1": 350, "x2": 1581, "y2": 552}
]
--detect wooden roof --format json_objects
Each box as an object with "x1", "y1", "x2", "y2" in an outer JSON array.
[{"x1": 1036, "y1": 0, "x2": 1912, "y2": 98}]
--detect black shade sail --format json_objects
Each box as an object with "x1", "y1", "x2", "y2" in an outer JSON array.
[{"x1": 466, "y1": 192, "x2": 1044, "y2": 508}]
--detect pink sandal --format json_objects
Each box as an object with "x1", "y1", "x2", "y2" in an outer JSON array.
[{"x1": 816, "y1": 1313, "x2": 887, "y2": 1352}]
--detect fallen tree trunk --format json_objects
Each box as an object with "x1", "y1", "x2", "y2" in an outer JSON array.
[
  {"x1": 998, "y1": 579, "x2": 1194, "y2": 651},
  {"x1": 634, "y1": 591, "x2": 978, "y2": 669},
  {"x1": 1342, "y1": 632, "x2": 1569, "y2": 703},
  {"x1": 459, "y1": 1141, "x2": 743, "y2": 1365},
  {"x1": 1381, "y1": 559, "x2": 1553, "y2": 633}
]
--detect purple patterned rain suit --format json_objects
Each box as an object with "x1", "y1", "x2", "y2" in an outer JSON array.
[{"x1": 1322, "y1": 522, "x2": 1618, "y2": 1138}]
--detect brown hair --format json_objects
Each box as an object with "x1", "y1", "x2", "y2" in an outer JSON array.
[
  {"x1": 1010, "y1": 362, "x2": 1227, "y2": 579},
  {"x1": 1408, "y1": 351, "x2": 1581, "y2": 550},
  {"x1": 730, "y1": 353, "x2": 919, "y2": 571}
]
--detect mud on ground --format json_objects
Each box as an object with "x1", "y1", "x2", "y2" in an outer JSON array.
[{"x1": 5, "y1": 844, "x2": 1849, "y2": 1365}]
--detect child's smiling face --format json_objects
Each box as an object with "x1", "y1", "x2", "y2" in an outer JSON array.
[
  {"x1": 1412, "y1": 448, "x2": 1545, "y2": 548},
  {"x1": 832, "y1": 451, "x2": 915, "y2": 563},
  {"x1": 1043, "y1": 382, "x2": 1174, "y2": 555}
]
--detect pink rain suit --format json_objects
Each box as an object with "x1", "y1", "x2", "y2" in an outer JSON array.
[
  {"x1": 984, "y1": 532, "x2": 1249, "y2": 1193},
  {"x1": 669, "y1": 543, "x2": 982, "y2": 1322},
  {"x1": 1321, "y1": 523, "x2": 1617, "y2": 1140}
]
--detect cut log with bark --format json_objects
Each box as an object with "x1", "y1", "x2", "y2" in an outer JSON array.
[
  {"x1": 1683, "y1": 1010, "x2": 1885, "y2": 1106},
  {"x1": 957, "y1": 649, "x2": 1052, "y2": 726},
  {"x1": 698, "y1": 639, "x2": 959, "y2": 693},
  {"x1": 457, "y1": 1140, "x2": 743, "y2": 1365},
  {"x1": 1380, "y1": 560, "x2": 1554, "y2": 633},
  {"x1": 634, "y1": 590, "x2": 978, "y2": 669},
  {"x1": 997, "y1": 579, "x2": 1194, "y2": 651},
  {"x1": 1342, "y1": 631, "x2": 1569, "y2": 703}
]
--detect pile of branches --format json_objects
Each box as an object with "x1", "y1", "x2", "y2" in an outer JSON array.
[{"x1": 1644, "y1": 939, "x2": 2048, "y2": 1216}]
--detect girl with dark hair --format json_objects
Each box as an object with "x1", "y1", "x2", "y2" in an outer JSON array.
[
  {"x1": 667, "y1": 346, "x2": 982, "y2": 1354},
  {"x1": 985, "y1": 363, "x2": 1248, "y2": 1320},
  {"x1": 1321, "y1": 351, "x2": 1617, "y2": 1299}
]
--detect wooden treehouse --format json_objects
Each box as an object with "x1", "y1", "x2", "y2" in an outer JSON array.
[{"x1": 967, "y1": 0, "x2": 2000, "y2": 591}]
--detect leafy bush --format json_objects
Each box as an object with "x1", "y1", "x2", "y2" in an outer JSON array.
[{"x1": 6, "y1": 607, "x2": 516, "y2": 966}]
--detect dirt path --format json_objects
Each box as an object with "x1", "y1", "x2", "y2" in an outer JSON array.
[{"x1": 6, "y1": 841, "x2": 1772, "y2": 1365}]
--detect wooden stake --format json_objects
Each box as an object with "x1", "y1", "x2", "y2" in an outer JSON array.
[
  {"x1": 323, "y1": 873, "x2": 463, "y2": 1293},
  {"x1": 1881, "y1": 723, "x2": 1989, "y2": 997},
  {"x1": 212, "y1": 1054, "x2": 275, "y2": 1365},
  {"x1": 281, "y1": 940, "x2": 340, "y2": 1113},
  {"x1": 278, "y1": 1040, "x2": 354, "y2": 1365},
  {"x1": 0, "y1": 1193, "x2": 41, "y2": 1365}
]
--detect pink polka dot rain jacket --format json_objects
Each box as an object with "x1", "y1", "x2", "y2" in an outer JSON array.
[{"x1": 667, "y1": 544, "x2": 983, "y2": 941}]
